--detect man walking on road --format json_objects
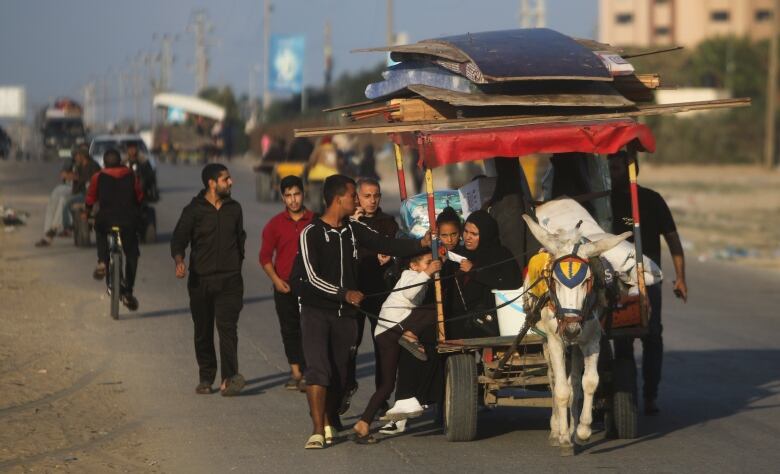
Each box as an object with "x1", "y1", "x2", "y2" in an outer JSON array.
[
  {"x1": 609, "y1": 151, "x2": 688, "y2": 416},
  {"x1": 171, "y1": 163, "x2": 247, "y2": 396},
  {"x1": 259, "y1": 175, "x2": 313, "y2": 392},
  {"x1": 290, "y1": 174, "x2": 430, "y2": 449}
]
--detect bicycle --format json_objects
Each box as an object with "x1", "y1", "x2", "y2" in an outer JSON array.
[{"x1": 108, "y1": 226, "x2": 123, "y2": 320}]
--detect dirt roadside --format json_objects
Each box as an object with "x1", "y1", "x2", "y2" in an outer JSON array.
[
  {"x1": 640, "y1": 164, "x2": 780, "y2": 271},
  {"x1": 0, "y1": 196, "x2": 159, "y2": 472}
]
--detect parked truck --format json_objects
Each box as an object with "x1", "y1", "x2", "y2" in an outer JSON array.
[{"x1": 38, "y1": 98, "x2": 87, "y2": 161}]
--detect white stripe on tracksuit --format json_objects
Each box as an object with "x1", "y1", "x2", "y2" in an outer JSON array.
[{"x1": 299, "y1": 224, "x2": 340, "y2": 295}]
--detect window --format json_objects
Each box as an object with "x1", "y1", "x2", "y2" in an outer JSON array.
[
  {"x1": 711, "y1": 10, "x2": 730, "y2": 22},
  {"x1": 655, "y1": 27, "x2": 670, "y2": 36},
  {"x1": 615, "y1": 13, "x2": 634, "y2": 24},
  {"x1": 756, "y1": 9, "x2": 773, "y2": 22}
]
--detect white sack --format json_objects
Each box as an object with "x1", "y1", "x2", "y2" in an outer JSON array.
[{"x1": 535, "y1": 198, "x2": 663, "y2": 286}]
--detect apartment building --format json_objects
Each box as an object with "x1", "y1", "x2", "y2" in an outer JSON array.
[{"x1": 599, "y1": 0, "x2": 777, "y2": 47}]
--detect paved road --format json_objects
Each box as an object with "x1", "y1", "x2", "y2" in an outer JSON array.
[{"x1": 2, "y1": 158, "x2": 779, "y2": 472}]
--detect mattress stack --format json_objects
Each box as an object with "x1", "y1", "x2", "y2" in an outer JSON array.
[{"x1": 343, "y1": 28, "x2": 661, "y2": 123}]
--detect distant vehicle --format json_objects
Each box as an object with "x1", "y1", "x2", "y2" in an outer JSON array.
[
  {"x1": 89, "y1": 134, "x2": 158, "y2": 170},
  {"x1": 151, "y1": 93, "x2": 225, "y2": 164},
  {"x1": 38, "y1": 98, "x2": 86, "y2": 161},
  {"x1": 0, "y1": 125, "x2": 11, "y2": 160}
]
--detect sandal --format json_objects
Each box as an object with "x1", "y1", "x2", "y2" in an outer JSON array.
[
  {"x1": 195, "y1": 382, "x2": 213, "y2": 394},
  {"x1": 305, "y1": 434, "x2": 325, "y2": 449},
  {"x1": 352, "y1": 431, "x2": 378, "y2": 445},
  {"x1": 324, "y1": 425, "x2": 336, "y2": 445},
  {"x1": 93, "y1": 263, "x2": 106, "y2": 280},
  {"x1": 34, "y1": 238, "x2": 51, "y2": 248},
  {"x1": 284, "y1": 376, "x2": 302, "y2": 390},
  {"x1": 399, "y1": 337, "x2": 428, "y2": 361}
]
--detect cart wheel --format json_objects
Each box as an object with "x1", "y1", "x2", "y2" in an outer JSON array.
[
  {"x1": 612, "y1": 392, "x2": 637, "y2": 439},
  {"x1": 610, "y1": 358, "x2": 638, "y2": 439},
  {"x1": 444, "y1": 353, "x2": 478, "y2": 442},
  {"x1": 256, "y1": 171, "x2": 273, "y2": 202}
]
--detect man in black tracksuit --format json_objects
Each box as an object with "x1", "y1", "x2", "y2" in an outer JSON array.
[
  {"x1": 171, "y1": 164, "x2": 247, "y2": 396},
  {"x1": 290, "y1": 174, "x2": 430, "y2": 448}
]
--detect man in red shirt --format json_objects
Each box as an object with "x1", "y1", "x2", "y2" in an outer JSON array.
[{"x1": 260, "y1": 175, "x2": 314, "y2": 391}]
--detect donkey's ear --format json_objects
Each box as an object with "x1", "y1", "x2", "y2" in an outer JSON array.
[
  {"x1": 523, "y1": 214, "x2": 562, "y2": 255},
  {"x1": 580, "y1": 231, "x2": 633, "y2": 258}
]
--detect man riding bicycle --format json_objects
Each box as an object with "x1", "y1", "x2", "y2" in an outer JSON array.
[{"x1": 84, "y1": 148, "x2": 143, "y2": 310}]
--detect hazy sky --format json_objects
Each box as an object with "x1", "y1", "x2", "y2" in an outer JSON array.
[{"x1": 0, "y1": 0, "x2": 598, "y2": 118}]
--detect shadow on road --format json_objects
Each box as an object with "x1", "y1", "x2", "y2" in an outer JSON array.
[
  {"x1": 586, "y1": 349, "x2": 780, "y2": 454},
  {"x1": 124, "y1": 295, "x2": 274, "y2": 320}
]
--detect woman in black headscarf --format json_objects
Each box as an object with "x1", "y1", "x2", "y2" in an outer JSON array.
[{"x1": 447, "y1": 210, "x2": 523, "y2": 339}]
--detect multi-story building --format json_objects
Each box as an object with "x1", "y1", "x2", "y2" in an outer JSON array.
[{"x1": 599, "y1": 0, "x2": 777, "y2": 47}]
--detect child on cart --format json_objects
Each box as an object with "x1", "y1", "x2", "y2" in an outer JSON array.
[{"x1": 352, "y1": 251, "x2": 441, "y2": 443}]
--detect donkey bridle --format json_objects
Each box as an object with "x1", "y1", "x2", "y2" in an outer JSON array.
[{"x1": 544, "y1": 250, "x2": 598, "y2": 339}]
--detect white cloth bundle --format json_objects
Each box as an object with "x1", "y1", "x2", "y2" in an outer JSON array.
[{"x1": 535, "y1": 198, "x2": 663, "y2": 286}]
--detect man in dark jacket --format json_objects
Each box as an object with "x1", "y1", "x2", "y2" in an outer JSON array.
[
  {"x1": 609, "y1": 151, "x2": 687, "y2": 415},
  {"x1": 345, "y1": 178, "x2": 399, "y2": 408},
  {"x1": 171, "y1": 163, "x2": 247, "y2": 397},
  {"x1": 290, "y1": 174, "x2": 430, "y2": 449},
  {"x1": 85, "y1": 149, "x2": 143, "y2": 310},
  {"x1": 125, "y1": 141, "x2": 158, "y2": 202}
]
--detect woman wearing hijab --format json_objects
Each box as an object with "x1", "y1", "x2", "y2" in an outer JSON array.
[{"x1": 447, "y1": 210, "x2": 523, "y2": 339}]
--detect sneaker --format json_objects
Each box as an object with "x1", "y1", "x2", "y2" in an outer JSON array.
[
  {"x1": 380, "y1": 397, "x2": 425, "y2": 421},
  {"x1": 221, "y1": 373, "x2": 246, "y2": 397},
  {"x1": 121, "y1": 293, "x2": 139, "y2": 311},
  {"x1": 379, "y1": 419, "x2": 407, "y2": 435},
  {"x1": 297, "y1": 377, "x2": 307, "y2": 393}
]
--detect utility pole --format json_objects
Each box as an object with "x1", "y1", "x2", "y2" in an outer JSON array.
[
  {"x1": 765, "y1": 1, "x2": 779, "y2": 169},
  {"x1": 261, "y1": 0, "x2": 272, "y2": 121},
  {"x1": 386, "y1": 0, "x2": 394, "y2": 45},
  {"x1": 133, "y1": 55, "x2": 141, "y2": 131},
  {"x1": 118, "y1": 71, "x2": 125, "y2": 125},
  {"x1": 188, "y1": 10, "x2": 212, "y2": 93},
  {"x1": 324, "y1": 19, "x2": 333, "y2": 87},
  {"x1": 520, "y1": 0, "x2": 546, "y2": 28},
  {"x1": 159, "y1": 34, "x2": 174, "y2": 92}
]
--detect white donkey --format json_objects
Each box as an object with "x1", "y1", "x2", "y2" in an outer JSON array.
[{"x1": 522, "y1": 215, "x2": 631, "y2": 456}]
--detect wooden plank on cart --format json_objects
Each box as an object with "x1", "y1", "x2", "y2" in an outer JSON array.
[
  {"x1": 437, "y1": 334, "x2": 546, "y2": 353},
  {"x1": 294, "y1": 98, "x2": 751, "y2": 137}
]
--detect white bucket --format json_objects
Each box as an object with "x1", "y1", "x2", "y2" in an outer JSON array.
[{"x1": 492, "y1": 288, "x2": 526, "y2": 336}]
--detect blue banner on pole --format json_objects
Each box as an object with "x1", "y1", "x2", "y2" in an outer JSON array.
[{"x1": 269, "y1": 35, "x2": 305, "y2": 94}]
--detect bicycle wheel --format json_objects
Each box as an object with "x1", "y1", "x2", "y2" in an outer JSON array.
[{"x1": 110, "y1": 250, "x2": 122, "y2": 320}]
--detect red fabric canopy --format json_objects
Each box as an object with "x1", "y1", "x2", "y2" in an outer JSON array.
[{"x1": 391, "y1": 120, "x2": 655, "y2": 168}]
